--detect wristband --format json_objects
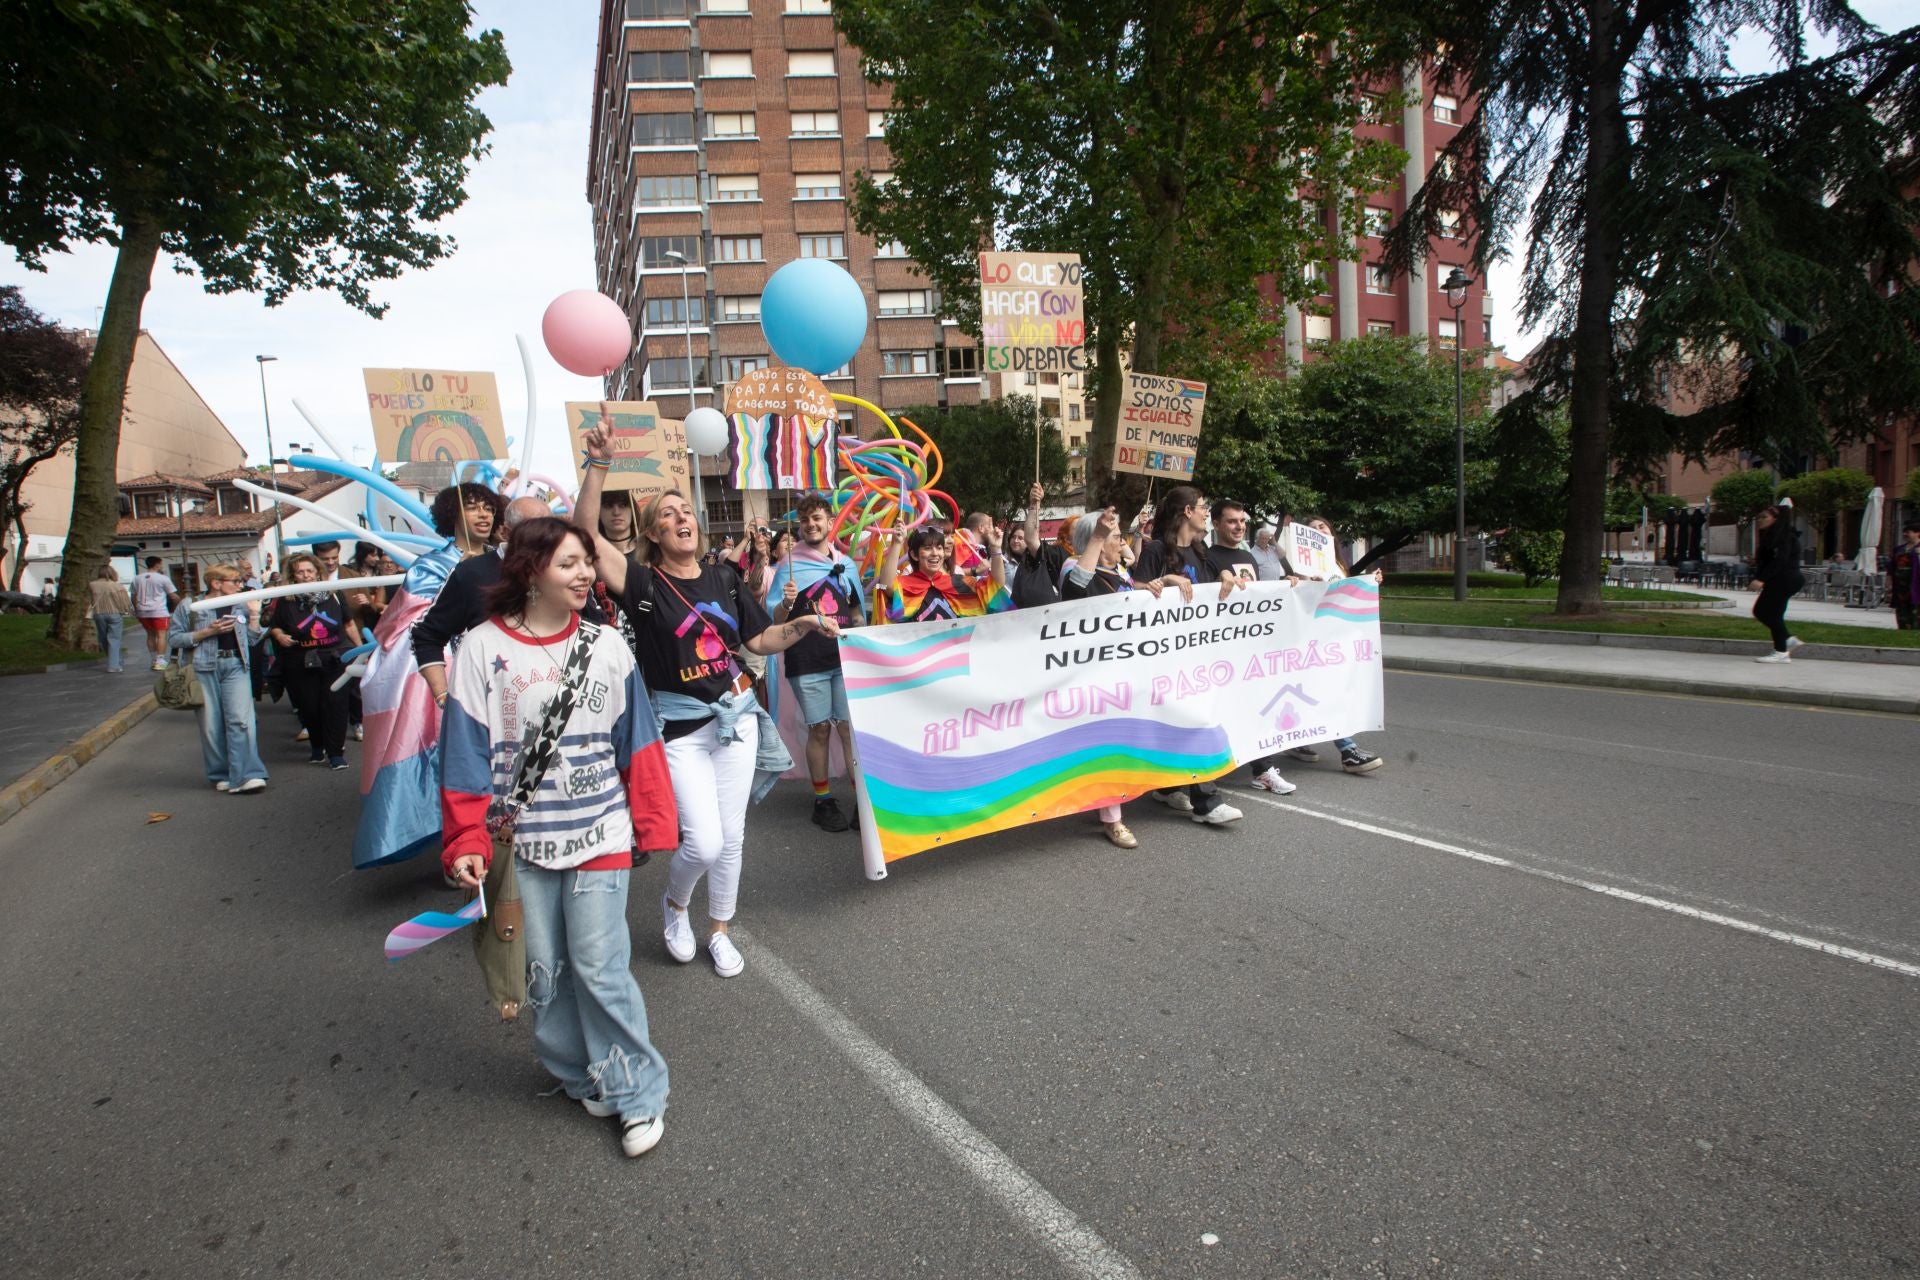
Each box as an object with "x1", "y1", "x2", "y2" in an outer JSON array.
[{"x1": 583, "y1": 455, "x2": 611, "y2": 469}]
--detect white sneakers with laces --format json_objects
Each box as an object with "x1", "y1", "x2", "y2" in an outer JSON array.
[
  {"x1": 1250, "y1": 767, "x2": 1297, "y2": 794},
  {"x1": 708, "y1": 932, "x2": 744, "y2": 978},
  {"x1": 661, "y1": 893, "x2": 696, "y2": 963}
]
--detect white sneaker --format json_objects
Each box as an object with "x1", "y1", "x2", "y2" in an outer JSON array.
[
  {"x1": 1251, "y1": 767, "x2": 1297, "y2": 794},
  {"x1": 352, "y1": 724, "x2": 364, "y2": 741},
  {"x1": 1754, "y1": 651, "x2": 1791, "y2": 664},
  {"x1": 233, "y1": 778, "x2": 267, "y2": 794},
  {"x1": 1153, "y1": 789, "x2": 1194, "y2": 812},
  {"x1": 708, "y1": 932, "x2": 744, "y2": 978},
  {"x1": 581, "y1": 1096, "x2": 618, "y2": 1118},
  {"x1": 294, "y1": 728, "x2": 309, "y2": 742},
  {"x1": 1785, "y1": 636, "x2": 1805, "y2": 652},
  {"x1": 662, "y1": 894, "x2": 695, "y2": 963},
  {"x1": 213, "y1": 780, "x2": 231, "y2": 793},
  {"x1": 152, "y1": 657, "x2": 168, "y2": 671},
  {"x1": 1193, "y1": 802, "x2": 1244, "y2": 826},
  {"x1": 620, "y1": 1114, "x2": 665, "y2": 1158}
]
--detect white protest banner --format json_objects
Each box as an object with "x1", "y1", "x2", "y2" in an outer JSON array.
[
  {"x1": 1282, "y1": 522, "x2": 1337, "y2": 578},
  {"x1": 978, "y1": 252, "x2": 1085, "y2": 375},
  {"x1": 1112, "y1": 372, "x2": 1207, "y2": 478},
  {"x1": 363, "y1": 368, "x2": 508, "y2": 463},
  {"x1": 841, "y1": 579, "x2": 1383, "y2": 876}
]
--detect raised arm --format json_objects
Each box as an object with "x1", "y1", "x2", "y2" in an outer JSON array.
[
  {"x1": 575, "y1": 408, "x2": 628, "y2": 597},
  {"x1": 1024, "y1": 482, "x2": 1043, "y2": 558}
]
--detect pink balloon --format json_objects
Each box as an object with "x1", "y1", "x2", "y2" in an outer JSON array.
[{"x1": 541, "y1": 290, "x2": 631, "y2": 377}]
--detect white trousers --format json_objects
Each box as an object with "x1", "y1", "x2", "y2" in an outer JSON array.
[{"x1": 664, "y1": 715, "x2": 757, "y2": 923}]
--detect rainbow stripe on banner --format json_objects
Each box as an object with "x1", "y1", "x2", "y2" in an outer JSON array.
[
  {"x1": 1176, "y1": 379, "x2": 1207, "y2": 399},
  {"x1": 1313, "y1": 580, "x2": 1379, "y2": 622},
  {"x1": 841, "y1": 625, "x2": 974, "y2": 699},
  {"x1": 857, "y1": 718, "x2": 1232, "y2": 860},
  {"x1": 384, "y1": 893, "x2": 484, "y2": 962}
]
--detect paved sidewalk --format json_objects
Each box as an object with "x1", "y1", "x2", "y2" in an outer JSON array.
[
  {"x1": 1385, "y1": 633, "x2": 1920, "y2": 714},
  {"x1": 0, "y1": 661, "x2": 160, "y2": 792},
  {"x1": 1680, "y1": 584, "x2": 1897, "y2": 630}
]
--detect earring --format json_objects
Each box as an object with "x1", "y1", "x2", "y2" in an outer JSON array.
[{"x1": 529, "y1": 585, "x2": 541, "y2": 603}]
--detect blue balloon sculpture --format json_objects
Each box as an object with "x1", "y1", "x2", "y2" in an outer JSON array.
[{"x1": 760, "y1": 259, "x2": 869, "y2": 376}]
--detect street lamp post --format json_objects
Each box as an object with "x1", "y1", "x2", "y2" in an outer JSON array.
[
  {"x1": 255, "y1": 355, "x2": 285, "y2": 567},
  {"x1": 662, "y1": 250, "x2": 705, "y2": 528},
  {"x1": 1443, "y1": 268, "x2": 1471, "y2": 602}
]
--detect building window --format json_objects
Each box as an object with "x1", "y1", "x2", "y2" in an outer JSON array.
[
  {"x1": 1434, "y1": 149, "x2": 1456, "y2": 179},
  {"x1": 790, "y1": 110, "x2": 839, "y2": 137},
  {"x1": 635, "y1": 175, "x2": 699, "y2": 207},
  {"x1": 1483, "y1": 316, "x2": 1494, "y2": 344},
  {"x1": 1305, "y1": 314, "x2": 1332, "y2": 347},
  {"x1": 1366, "y1": 263, "x2": 1393, "y2": 295},
  {"x1": 821, "y1": 363, "x2": 853, "y2": 379},
  {"x1": 878, "y1": 289, "x2": 934, "y2": 316},
  {"x1": 714, "y1": 235, "x2": 762, "y2": 261},
  {"x1": 703, "y1": 51, "x2": 753, "y2": 78},
  {"x1": 631, "y1": 113, "x2": 695, "y2": 147},
  {"x1": 1068, "y1": 403, "x2": 1081, "y2": 421},
  {"x1": 865, "y1": 170, "x2": 894, "y2": 191},
  {"x1": 628, "y1": 50, "x2": 690, "y2": 82},
  {"x1": 1432, "y1": 94, "x2": 1459, "y2": 124},
  {"x1": 648, "y1": 356, "x2": 710, "y2": 389},
  {"x1": 788, "y1": 50, "x2": 836, "y2": 76},
  {"x1": 710, "y1": 173, "x2": 759, "y2": 201},
  {"x1": 706, "y1": 112, "x2": 756, "y2": 139},
  {"x1": 940, "y1": 346, "x2": 979, "y2": 378},
  {"x1": 1303, "y1": 262, "x2": 1328, "y2": 295},
  {"x1": 881, "y1": 349, "x2": 934, "y2": 376},
  {"x1": 785, "y1": 0, "x2": 832, "y2": 12},
  {"x1": 716, "y1": 294, "x2": 761, "y2": 321},
  {"x1": 135, "y1": 492, "x2": 168, "y2": 519},
  {"x1": 1366, "y1": 320, "x2": 1395, "y2": 337},
  {"x1": 704, "y1": 0, "x2": 749, "y2": 10},
  {"x1": 1359, "y1": 93, "x2": 1386, "y2": 123},
  {"x1": 1438, "y1": 209, "x2": 1463, "y2": 239},
  {"x1": 1363, "y1": 206, "x2": 1392, "y2": 238},
  {"x1": 867, "y1": 110, "x2": 890, "y2": 137},
  {"x1": 637, "y1": 235, "x2": 701, "y2": 267},
  {"x1": 875, "y1": 238, "x2": 909, "y2": 258},
  {"x1": 626, "y1": 0, "x2": 689, "y2": 19},
  {"x1": 720, "y1": 354, "x2": 769, "y2": 382},
  {"x1": 1436, "y1": 318, "x2": 1460, "y2": 350},
  {"x1": 644, "y1": 295, "x2": 705, "y2": 327},
  {"x1": 793, "y1": 172, "x2": 843, "y2": 199},
  {"x1": 797, "y1": 234, "x2": 845, "y2": 258},
  {"x1": 1299, "y1": 198, "x2": 1322, "y2": 229}
]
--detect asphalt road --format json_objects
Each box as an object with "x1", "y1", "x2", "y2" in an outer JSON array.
[{"x1": 3, "y1": 672, "x2": 1915, "y2": 1279}]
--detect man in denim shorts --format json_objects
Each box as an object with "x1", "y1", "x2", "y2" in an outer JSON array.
[{"x1": 765, "y1": 494, "x2": 865, "y2": 831}]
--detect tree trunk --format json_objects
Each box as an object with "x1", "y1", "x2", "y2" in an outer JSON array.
[
  {"x1": 8, "y1": 508, "x2": 29, "y2": 592},
  {"x1": 1555, "y1": 15, "x2": 1630, "y2": 616},
  {"x1": 50, "y1": 212, "x2": 162, "y2": 648},
  {"x1": 1087, "y1": 323, "x2": 1137, "y2": 510}
]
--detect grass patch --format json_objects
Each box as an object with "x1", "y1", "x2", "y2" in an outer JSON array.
[
  {"x1": 0, "y1": 614, "x2": 99, "y2": 669},
  {"x1": 1381, "y1": 570, "x2": 1717, "y2": 603},
  {"x1": 1380, "y1": 598, "x2": 1920, "y2": 648}
]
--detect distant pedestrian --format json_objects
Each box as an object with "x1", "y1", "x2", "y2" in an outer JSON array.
[
  {"x1": 269, "y1": 553, "x2": 361, "y2": 768},
  {"x1": 166, "y1": 563, "x2": 267, "y2": 794},
  {"x1": 87, "y1": 565, "x2": 131, "y2": 673},
  {"x1": 1749, "y1": 500, "x2": 1805, "y2": 662},
  {"x1": 1891, "y1": 520, "x2": 1920, "y2": 631},
  {"x1": 131, "y1": 556, "x2": 178, "y2": 671}
]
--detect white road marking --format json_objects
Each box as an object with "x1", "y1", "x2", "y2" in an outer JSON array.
[
  {"x1": 1238, "y1": 794, "x2": 1920, "y2": 979},
  {"x1": 733, "y1": 927, "x2": 1146, "y2": 1280},
  {"x1": 1423, "y1": 716, "x2": 1873, "y2": 783}
]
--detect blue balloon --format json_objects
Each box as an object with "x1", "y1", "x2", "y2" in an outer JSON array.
[{"x1": 759, "y1": 258, "x2": 869, "y2": 376}]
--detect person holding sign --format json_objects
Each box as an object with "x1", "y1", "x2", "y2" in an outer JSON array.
[
  {"x1": 1298, "y1": 517, "x2": 1383, "y2": 775},
  {"x1": 576, "y1": 424, "x2": 841, "y2": 980},
  {"x1": 1132, "y1": 485, "x2": 1245, "y2": 826},
  {"x1": 876, "y1": 519, "x2": 1011, "y2": 623}
]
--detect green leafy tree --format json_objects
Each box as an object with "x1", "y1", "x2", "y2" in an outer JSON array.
[
  {"x1": 1776, "y1": 467, "x2": 1874, "y2": 559},
  {"x1": 0, "y1": 1, "x2": 509, "y2": 645},
  {"x1": 837, "y1": 0, "x2": 1434, "y2": 512},
  {"x1": 899, "y1": 396, "x2": 1069, "y2": 524},
  {"x1": 1501, "y1": 528, "x2": 1565, "y2": 587},
  {"x1": 0, "y1": 287, "x2": 91, "y2": 591},
  {"x1": 1403, "y1": 3, "x2": 1920, "y2": 615},
  {"x1": 1905, "y1": 467, "x2": 1920, "y2": 509},
  {"x1": 1709, "y1": 469, "x2": 1777, "y2": 522}
]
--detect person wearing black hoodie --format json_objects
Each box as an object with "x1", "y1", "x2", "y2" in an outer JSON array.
[{"x1": 1749, "y1": 500, "x2": 1805, "y2": 663}]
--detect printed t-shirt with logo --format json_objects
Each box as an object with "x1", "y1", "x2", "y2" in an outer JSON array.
[
  {"x1": 622, "y1": 562, "x2": 772, "y2": 737},
  {"x1": 763, "y1": 548, "x2": 865, "y2": 677},
  {"x1": 270, "y1": 591, "x2": 350, "y2": 658},
  {"x1": 1060, "y1": 564, "x2": 1135, "y2": 601},
  {"x1": 1130, "y1": 540, "x2": 1214, "y2": 586},
  {"x1": 1204, "y1": 542, "x2": 1260, "y2": 583}
]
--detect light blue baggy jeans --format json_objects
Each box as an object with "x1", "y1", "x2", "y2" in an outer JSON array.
[
  {"x1": 194, "y1": 654, "x2": 267, "y2": 787},
  {"x1": 94, "y1": 613, "x2": 124, "y2": 671},
  {"x1": 519, "y1": 863, "x2": 670, "y2": 1119}
]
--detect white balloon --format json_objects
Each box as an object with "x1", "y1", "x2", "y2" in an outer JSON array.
[{"x1": 684, "y1": 407, "x2": 731, "y2": 457}]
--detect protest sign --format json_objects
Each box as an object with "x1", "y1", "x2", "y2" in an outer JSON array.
[
  {"x1": 564, "y1": 401, "x2": 689, "y2": 501},
  {"x1": 842, "y1": 579, "x2": 1383, "y2": 875},
  {"x1": 1111, "y1": 372, "x2": 1207, "y2": 479},
  {"x1": 1281, "y1": 522, "x2": 1337, "y2": 579},
  {"x1": 724, "y1": 366, "x2": 837, "y2": 419},
  {"x1": 363, "y1": 368, "x2": 507, "y2": 463},
  {"x1": 978, "y1": 252, "x2": 1085, "y2": 374}
]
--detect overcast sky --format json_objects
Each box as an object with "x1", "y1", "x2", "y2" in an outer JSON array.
[{"x1": 3, "y1": 2, "x2": 1908, "y2": 481}]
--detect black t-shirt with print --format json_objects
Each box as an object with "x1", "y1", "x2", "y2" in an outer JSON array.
[
  {"x1": 782, "y1": 563, "x2": 862, "y2": 677},
  {"x1": 1131, "y1": 539, "x2": 1211, "y2": 586},
  {"x1": 1205, "y1": 543, "x2": 1259, "y2": 584},
  {"x1": 1060, "y1": 565, "x2": 1134, "y2": 601},
  {"x1": 270, "y1": 591, "x2": 349, "y2": 656},
  {"x1": 622, "y1": 562, "x2": 772, "y2": 711}
]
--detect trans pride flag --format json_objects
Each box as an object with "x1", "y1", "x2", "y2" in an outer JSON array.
[{"x1": 352, "y1": 544, "x2": 461, "y2": 870}]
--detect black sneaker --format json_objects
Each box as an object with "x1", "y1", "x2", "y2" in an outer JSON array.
[
  {"x1": 308, "y1": 750, "x2": 327, "y2": 765},
  {"x1": 1284, "y1": 746, "x2": 1321, "y2": 762},
  {"x1": 328, "y1": 756, "x2": 349, "y2": 771},
  {"x1": 811, "y1": 796, "x2": 851, "y2": 833},
  {"x1": 1340, "y1": 746, "x2": 1383, "y2": 774}
]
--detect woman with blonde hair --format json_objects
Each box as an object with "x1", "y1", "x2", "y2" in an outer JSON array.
[{"x1": 166, "y1": 563, "x2": 268, "y2": 793}]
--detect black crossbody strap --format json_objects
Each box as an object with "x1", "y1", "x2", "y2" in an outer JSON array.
[{"x1": 496, "y1": 619, "x2": 600, "y2": 827}]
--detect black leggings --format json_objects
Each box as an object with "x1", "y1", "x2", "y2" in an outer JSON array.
[{"x1": 1752, "y1": 578, "x2": 1802, "y2": 651}]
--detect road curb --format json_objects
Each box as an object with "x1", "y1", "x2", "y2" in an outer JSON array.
[
  {"x1": 1382, "y1": 622, "x2": 1920, "y2": 666},
  {"x1": 1384, "y1": 655, "x2": 1920, "y2": 715},
  {"x1": 0, "y1": 690, "x2": 160, "y2": 826}
]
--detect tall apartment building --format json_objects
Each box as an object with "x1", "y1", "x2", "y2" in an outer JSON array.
[{"x1": 588, "y1": 0, "x2": 996, "y2": 534}]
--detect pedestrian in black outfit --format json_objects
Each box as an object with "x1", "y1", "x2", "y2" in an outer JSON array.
[
  {"x1": 268, "y1": 553, "x2": 361, "y2": 768},
  {"x1": 1749, "y1": 500, "x2": 1805, "y2": 663}
]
